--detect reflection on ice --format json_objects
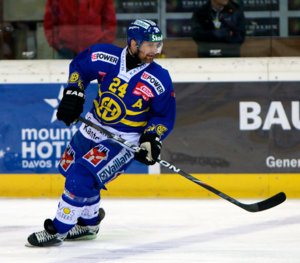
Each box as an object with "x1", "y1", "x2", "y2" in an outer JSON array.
[{"x1": 0, "y1": 198, "x2": 300, "y2": 263}]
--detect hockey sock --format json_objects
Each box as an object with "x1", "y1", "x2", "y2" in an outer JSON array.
[
  {"x1": 54, "y1": 163, "x2": 99, "y2": 233},
  {"x1": 53, "y1": 196, "x2": 85, "y2": 234},
  {"x1": 80, "y1": 196, "x2": 101, "y2": 226}
]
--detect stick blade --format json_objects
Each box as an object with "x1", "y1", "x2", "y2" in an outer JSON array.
[{"x1": 257, "y1": 192, "x2": 286, "y2": 212}]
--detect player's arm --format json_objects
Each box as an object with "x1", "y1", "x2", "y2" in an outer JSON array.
[
  {"x1": 135, "y1": 75, "x2": 176, "y2": 165},
  {"x1": 56, "y1": 46, "x2": 103, "y2": 126}
]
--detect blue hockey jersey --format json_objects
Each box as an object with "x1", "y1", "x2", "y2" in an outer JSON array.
[{"x1": 66, "y1": 43, "x2": 176, "y2": 141}]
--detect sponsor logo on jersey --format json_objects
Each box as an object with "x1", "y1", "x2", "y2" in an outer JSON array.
[
  {"x1": 150, "y1": 34, "x2": 163, "y2": 42},
  {"x1": 141, "y1": 72, "x2": 165, "y2": 95},
  {"x1": 83, "y1": 144, "x2": 109, "y2": 167},
  {"x1": 82, "y1": 123, "x2": 101, "y2": 141},
  {"x1": 132, "y1": 82, "x2": 155, "y2": 101},
  {"x1": 171, "y1": 91, "x2": 175, "y2": 97},
  {"x1": 97, "y1": 149, "x2": 132, "y2": 183},
  {"x1": 60, "y1": 144, "x2": 75, "y2": 172},
  {"x1": 91, "y1": 52, "x2": 118, "y2": 65},
  {"x1": 133, "y1": 20, "x2": 150, "y2": 29}
]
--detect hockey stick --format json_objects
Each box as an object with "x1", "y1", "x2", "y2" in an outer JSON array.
[{"x1": 78, "y1": 116, "x2": 286, "y2": 212}]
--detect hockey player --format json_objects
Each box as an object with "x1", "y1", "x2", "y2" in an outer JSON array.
[{"x1": 26, "y1": 19, "x2": 176, "y2": 247}]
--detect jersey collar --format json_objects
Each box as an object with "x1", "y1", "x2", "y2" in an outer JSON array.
[{"x1": 117, "y1": 47, "x2": 150, "y2": 83}]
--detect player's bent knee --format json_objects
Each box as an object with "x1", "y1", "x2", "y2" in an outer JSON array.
[
  {"x1": 77, "y1": 139, "x2": 134, "y2": 187},
  {"x1": 65, "y1": 163, "x2": 97, "y2": 196}
]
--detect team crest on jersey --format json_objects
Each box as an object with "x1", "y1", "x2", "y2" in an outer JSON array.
[
  {"x1": 60, "y1": 144, "x2": 75, "y2": 172},
  {"x1": 67, "y1": 71, "x2": 84, "y2": 89},
  {"x1": 95, "y1": 92, "x2": 127, "y2": 124},
  {"x1": 91, "y1": 52, "x2": 118, "y2": 65},
  {"x1": 156, "y1": 124, "x2": 168, "y2": 137},
  {"x1": 145, "y1": 124, "x2": 168, "y2": 138},
  {"x1": 141, "y1": 72, "x2": 165, "y2": 95},
  {"x1": 132, "y1": 82, "x2": 155, "y2": 101},
  {"x1": 83, "y1": 144, "x2": 109, "y2": 167}
]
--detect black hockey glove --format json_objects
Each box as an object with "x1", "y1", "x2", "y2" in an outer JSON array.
[
  {"x1": 134, "y1": 133, "x2": 161, "y2": 166},
  {"x1": 56, "y1": 87, "x2": 85, "y2": 126}
]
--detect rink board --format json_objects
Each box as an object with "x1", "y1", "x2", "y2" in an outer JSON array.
[
  {"x1": 1, "y1": 58, "x2": 300, "y2": 198},
  {"x1": 0, "y1": 173, "x2": 299, "y2": 198}
]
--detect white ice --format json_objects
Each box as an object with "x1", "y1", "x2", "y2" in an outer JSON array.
[{"x1": 0, "y1": 197, "x2": 300, "y2": 263}]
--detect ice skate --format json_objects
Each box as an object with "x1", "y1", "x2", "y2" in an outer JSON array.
[
  {"x1": 65, "y1": 208, "x2": 105, "y2": 241},
  {"x1": 26, "y1": 219, "x2": 67, "y2": 247}
]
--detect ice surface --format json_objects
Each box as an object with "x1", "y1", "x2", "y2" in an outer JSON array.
[{"x1": 0, "y1": 197, "x2": 299, "y2": 263}]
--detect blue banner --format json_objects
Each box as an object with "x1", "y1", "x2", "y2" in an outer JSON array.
[{"x1": 0, "y1": 83, "x2": 147, "y2": 174}]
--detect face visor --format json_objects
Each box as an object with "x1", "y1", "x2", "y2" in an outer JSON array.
[{"x1": 138, "y1": 34, "x2": 163, "y2": 55}]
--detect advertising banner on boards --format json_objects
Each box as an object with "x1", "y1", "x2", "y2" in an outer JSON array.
[
  {"x1": 166, "y1": 0, "x2": 278, "y2": 12},
  {"x1": 114, "y1": 0, "x2": 158, "y2": 13},
  {"x1": 1, "y1": 81, "x2": 300, "y2": 175},
  {"x1": 161, "y1": 82, "x2": 300, "y2": 174},
  {"x1": 0, "y1": 83, "x2": 147, "y2": 174},
  {"x1": 245, "y1": 18, "x2": 280, "y2": 37}
]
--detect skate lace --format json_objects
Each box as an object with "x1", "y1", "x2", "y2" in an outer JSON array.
[
  {"x1": 68, "y1": 225, "x2": 88, "y2": 237},
  {"x1": 35, "y1": 230, "x2": 55, "y2": 243}
]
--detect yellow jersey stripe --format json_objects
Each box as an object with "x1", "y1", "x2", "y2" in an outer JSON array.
[
  {"x1": 126, "y1": 107, "x2": 150, "y2": 116},
  {"x1": 120, "y1": 119, "x2": 148, "y2": 127}
]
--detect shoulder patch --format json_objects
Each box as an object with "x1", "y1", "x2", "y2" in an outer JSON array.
[
  {"x1": 144, "y1": 124, "x2": 168, "y2": 138},
  {"x1": 67, "y1": 71, "x2": 84, "y2": 89},
  {"x1": 141, "y1": 71, "x2": 165, "y2": 95},
  {"x1": 91, "y1": 52, "x2": 119, "y2": 65}
]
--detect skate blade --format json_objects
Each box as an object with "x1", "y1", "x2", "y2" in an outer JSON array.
[
  {"x1": 25, "y1": 242, "x2": 63, "y2": 248},
  {"x1": 25, "y1": 243, "x2": 38, "y2": 248},
  {"x1": 65, "y1": 235, "x2": 97, "y2": 241}
]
